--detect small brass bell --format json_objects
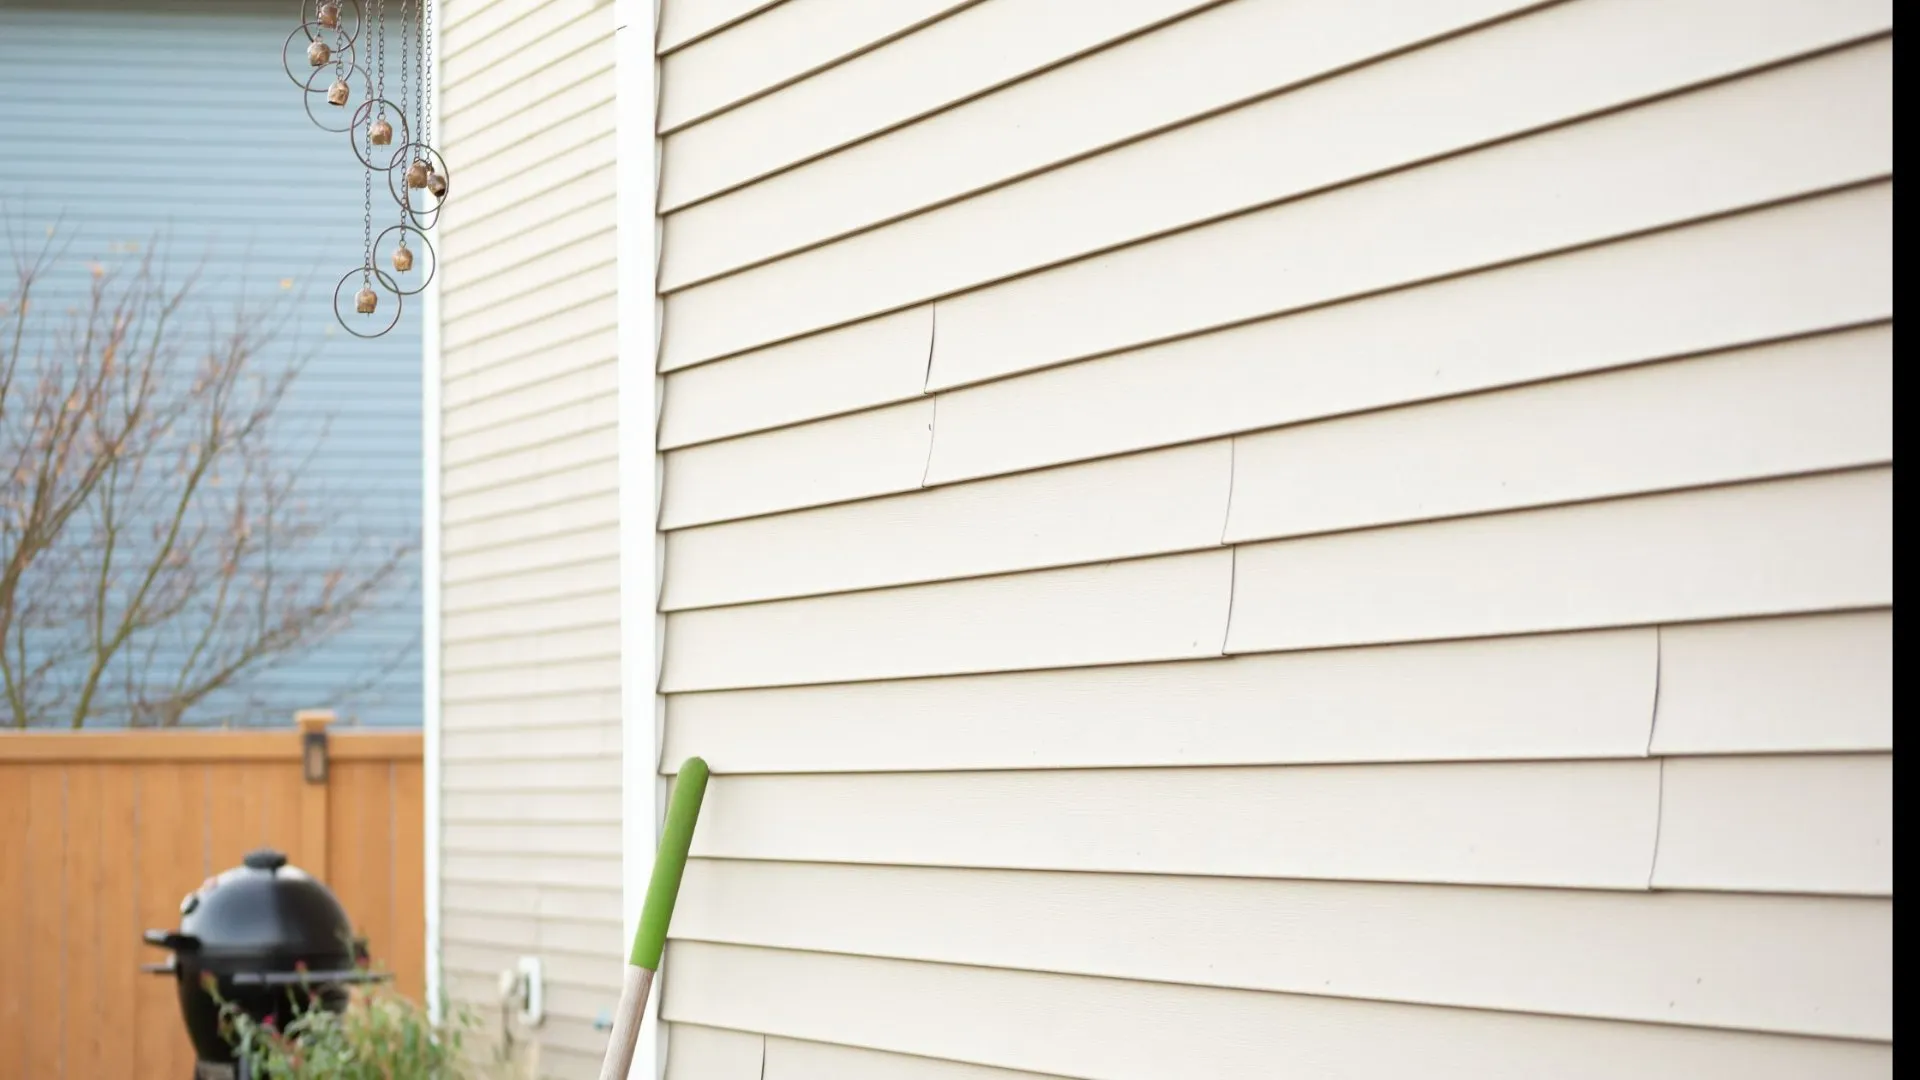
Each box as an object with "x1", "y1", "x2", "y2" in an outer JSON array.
[
  {"x1": 308, "y1": 40, "x2": 331, "y2": 66},
  {"x1": 369, "y1": 118, "x2": 393, "y2": 146},
  {"x1": 392, "y1": 244, "x2": 414, "y2": 273},
  {"x1": 327, "y1": 79, "x2": 350, "y2": 107},
  {"x1": 426, "y1": 172, "x2": 449, "y2": 199},
  {"x1": 354, "y1": 286, "x2": 378, "y2": 314},
  {"x1": 317, "y1": 2, "x2": 341, "y2": 29},
  {"x1": 405, "y1": 160, "x2": 430, "y2": 189}
]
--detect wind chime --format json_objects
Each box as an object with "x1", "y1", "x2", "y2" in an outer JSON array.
[{"x1": 283, "y1": 0, "x2": 449, "y2": 338}]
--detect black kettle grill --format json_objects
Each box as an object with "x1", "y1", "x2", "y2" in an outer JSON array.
[{"x1": 142, "y1": 848, "x2": 387, "y2": 1080}]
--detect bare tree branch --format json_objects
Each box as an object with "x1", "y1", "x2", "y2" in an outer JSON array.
[{"x1": 2, "y1": 219, "x2": 414, "y2": 729}]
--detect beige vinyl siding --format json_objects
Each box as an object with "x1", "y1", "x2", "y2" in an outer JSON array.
[
  {"x1": 437, "y1": 0, "x2": 622, "y2": 1073},
  {"x1": 653, "y1": 1, "x2": 1893, "y2": 1076}
]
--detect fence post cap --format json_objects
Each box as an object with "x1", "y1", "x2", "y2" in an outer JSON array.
[{"x1": 295, "y1": 709, "x2": 335, "y2": 734}]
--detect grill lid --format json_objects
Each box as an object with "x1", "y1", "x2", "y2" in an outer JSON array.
[{"x1": 147, "y1": 847, "x2": 358, "y2": 966}]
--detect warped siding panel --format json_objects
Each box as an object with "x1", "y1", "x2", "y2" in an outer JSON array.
[
  {"x1": 658, "y1": 0, "x2": 785, "y2": 53},
  {"x1": 659, "y1": 305, "x2": 930, "y2": 444},
  {"x1": 665, "y1": 629, "x2": 1655, "y2": 772},
  {"x1": 1653, "y1": 611, "x2": 1892, "y2": 754},
  {"x1": 664, "y1": 39, "x2": 1892, "y2": 370},
  {"x1": 927, "y1": 188, "x2": 1891, "y2": 483},
  {"x1": 674, "y1": 860, "x2": 1893, "y2": 1039},
  {"x1": 658, "y1": 0, "x2": 1216, "y2": 210},
  {"x1": 1227, "y1": 469, "x2": 1893, "y2": 655},
  {"x1": 1225, "y1": 325, "x2": 1892, "y2": 543},
  {"x1": 690, "y1": 761, "x2": 1661, "y2": 889},
  {"x1": 1652, "y1": 754, "x2": 1893, "y2": 895},
  {"x1": 663, "y1": 551, "x2": 1233, "y2": 692},
  {"x1": 660, "y1": 399, "x2": 934, "y2": 528},
  {"x1": 659, "y1": 0, "x2": 974, "y2": 131},
  {"x1": 664, "y1": 943, "x2": 1893, "y2": 1080},
  {"x1": 660, "y1": 0, "x2": 1542, "y2": 289},
  {"x1": 664, "y1": 1023, "x2": 764, "y2": 1079},
  {"x1": 663, "y1": 441, "x2": 1231, "y2": 609},
  {"x1": 766, "y1": 1034, "x2": 1065, "y2": 1080}
]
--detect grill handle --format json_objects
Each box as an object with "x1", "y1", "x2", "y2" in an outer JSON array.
[{"x1": 143, "y1": 929, "x2": 201, "y2": 953}]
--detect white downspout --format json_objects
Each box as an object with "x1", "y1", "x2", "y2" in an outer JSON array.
[
  {"x1": 420, "y1": 0, "x2": 445, "y2": 1026},
  {"x1": 615, "y1": 0, "x2": 664, "y2": 1073}
]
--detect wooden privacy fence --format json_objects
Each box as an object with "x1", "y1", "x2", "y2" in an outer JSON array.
[{"x1": 0, "y1": 711, "x2": 425, "y2": 1078}]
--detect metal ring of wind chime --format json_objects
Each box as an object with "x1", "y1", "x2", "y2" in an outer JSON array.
[{"x1": 290, "y1": 0, "x2": 447, "y2": 338}]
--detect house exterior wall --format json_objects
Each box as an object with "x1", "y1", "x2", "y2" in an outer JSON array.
[
  {"x1": 0, "y1": 0, "x2": 423, "y2": 728},
  {"x1": 434, "y1": 0, "x2": 624, "y2": 1071},
  {"x1": 649, "y1": 1, "x2": 1893, "y2": 1077}
]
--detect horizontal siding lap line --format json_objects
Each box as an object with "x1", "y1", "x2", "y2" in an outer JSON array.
[
  {"x1": 438, "y1": 202, "x2": 618, "y2": 295},
  {"x1": 660, "y1": 451, "x2": 1886, "y2": 616},
  {"x1": 658, "y1": 0, "x2": 1231, "y2": 213},
  {"x1": 657, "y1": 0, "x2": 789, "y2": 56},
  {"x1": 656, "y1": 925, "x2": 1889, "y2": 1042},
  {"x1": 441, "y1": 327, "x2": 620, "y2": 392},
  {"x1": 662, "y1": 609, "x2": 1889, "y2": 772},
  {"x1": 441, "y1": 286, "x2": 620, "y2": 356},
  {"x1": 659, "y1": 5, "x2": 1891, "y2": 295},
  {"x1": 657, "y1": 222, "x2": 1887, "y2": 465},
  {"x1": 443, "y1": 127, "x2": 610, "y2": 208},
  {"x1": 440, "y1": 7, "x2": 605, "y2": 94},
  {"x1": 439, "y1": 313, "x2": 618, "y2": 376},
  {"x1": 443, "y1": 71, "x2": 612, "y2": 148},
  {"x1": 440, "y1": 591, "x2": 618, "y2": 622},
  {"x1": 443, "y1": 652, "x2": 622, "y2": 679},
  {"x1": 445, "y1": 48, "x2": 610, "y2": 130},
  {"x1": 657, "y1": 0, "x2": 977, "y2": 134},
  {"x1": 441, "y1": 173, "x2": 615, "y2": 261},
  {"x1": 663, "y1": 38, "x2": 1893, "y2": 372},
  {"x1": 441, "y1": 553, "x2": 619, "y2": 590},
  {"x1": 664, "y1": 942, "x2": 1893, "y2": 1078},
  {"x1": 446, "y1": 189, "x2": 620, "y2": 272},
  {"x1": 443, "y1": 518, "x2": 620, "y2": 559},
  {"x1": 664, "y1": 857, "x2": 1889, "y2": 1037}
]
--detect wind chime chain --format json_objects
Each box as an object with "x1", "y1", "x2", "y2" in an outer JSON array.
[
  {"x1": 398, "y1": 0, "x2": 412, "y2": 226},
  {"x1": 422, "y1": 0, "x2": 433, "y2": 152}
]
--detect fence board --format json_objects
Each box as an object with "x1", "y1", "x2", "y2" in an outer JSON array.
[
  {"x1": 0, "y1": 718, "x2": 425, "y2": 1074},
  {"x1": 0, "y1": 765, "x2": 27, "y2": 1074}
]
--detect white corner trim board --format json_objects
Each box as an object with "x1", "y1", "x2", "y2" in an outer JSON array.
[{"x1": 615, "y1": 0, "x2": 663, "y2": 1075}]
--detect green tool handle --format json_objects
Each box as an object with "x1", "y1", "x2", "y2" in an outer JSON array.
[
  {"x1": 630, "y1": 756, "x2": 709, "y2": 970},
  {"x1": 598, "y1": 757, "x2": 709, "y2": 1080}
]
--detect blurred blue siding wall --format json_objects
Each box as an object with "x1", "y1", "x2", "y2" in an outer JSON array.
[{"x1": 0, "y1": 0, "x2": 423, "y2": 727}]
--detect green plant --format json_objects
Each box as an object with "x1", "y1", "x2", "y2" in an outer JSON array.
[{"x1": 214, "y1": 980, "x2": 480, "y2": 1079}]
